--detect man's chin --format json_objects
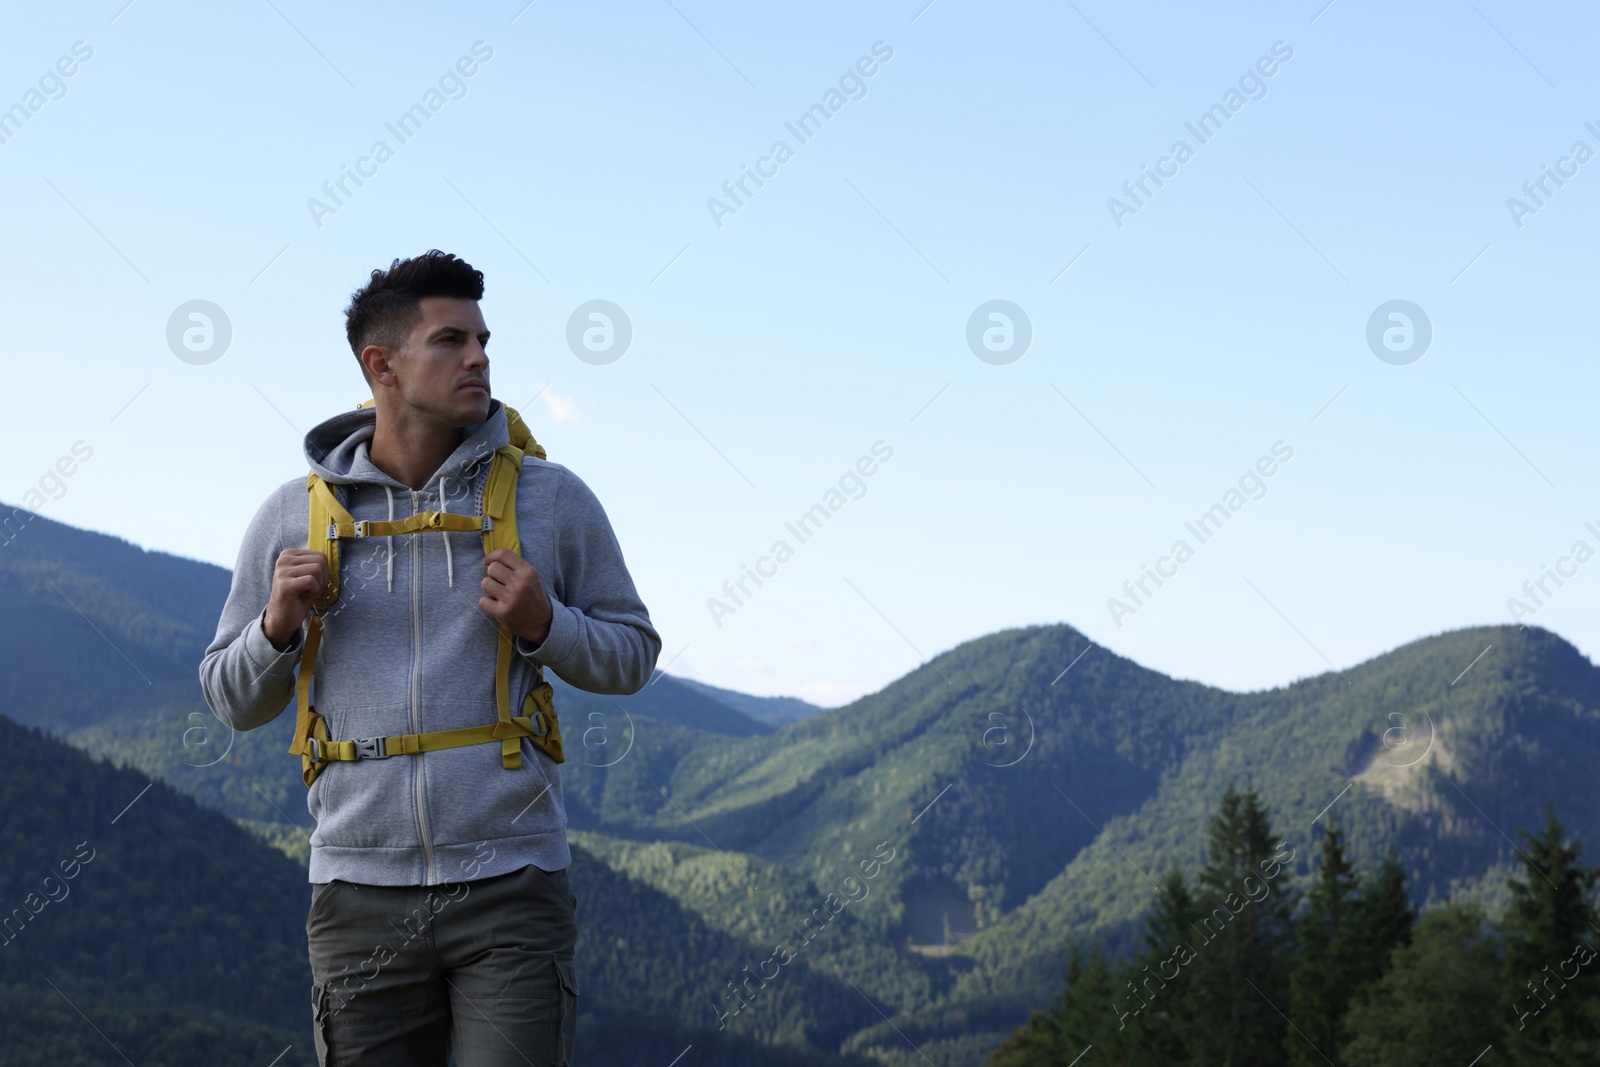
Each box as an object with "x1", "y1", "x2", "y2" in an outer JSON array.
[{"x1": 455, "y1": 392, "x2": 493, "y2": 424}]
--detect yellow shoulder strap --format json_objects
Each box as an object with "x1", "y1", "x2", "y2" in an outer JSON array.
[
  {"x1": 503, "y1": 405, "x2": 547, "y2": 460},
  {"x1": 288, "y1": 472, "x2": 350, "y2": 783},
  {"x1": 483, "y1": 444, "x2": 564, "y2": 765},
  {"x1": 484, "y1": 445, "x2": 524, "y2": 769}
]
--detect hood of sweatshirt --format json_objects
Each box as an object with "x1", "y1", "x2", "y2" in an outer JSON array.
[{"x1": 303, "y1": 398, "x2": 512, "y2": 491}]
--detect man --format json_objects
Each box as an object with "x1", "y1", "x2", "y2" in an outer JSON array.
[{"x1": 201, "y1": 250, "x2": 660, "y2": 1065}]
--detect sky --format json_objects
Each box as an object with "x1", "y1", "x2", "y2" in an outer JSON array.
[{"x1": 2, "y1": 0, "x2": 1597, "y2": 706}]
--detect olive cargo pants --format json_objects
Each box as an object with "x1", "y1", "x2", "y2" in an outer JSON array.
[{"x1": 307, "y1": 864, "x2": 579, "y2": 1066}]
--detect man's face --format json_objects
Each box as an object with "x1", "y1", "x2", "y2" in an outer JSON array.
[{"x1": 378, "y1": 296, "x2": 492, "y2": 426}]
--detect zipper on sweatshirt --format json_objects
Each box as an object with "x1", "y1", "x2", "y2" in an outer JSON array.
[{"x1": 410, "y1": 489, "x2": 437, "y2": 884}]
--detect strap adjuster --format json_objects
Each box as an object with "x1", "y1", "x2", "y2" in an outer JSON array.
[
  {"x1": 353, "y1": 737, "x2": 389, "y2": 760},
  {"x1": 305, "y1": 737, "x2": 324, "y2": 762}
]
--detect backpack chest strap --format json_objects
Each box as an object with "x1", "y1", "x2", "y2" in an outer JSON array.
[{"x1": 328, "y1": 512, "x2": 490, "y2": 540}]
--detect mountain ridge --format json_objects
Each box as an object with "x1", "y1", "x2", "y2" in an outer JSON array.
[{"x1": 11, "y1": 510, "x2": 1600, "y2": 1064}]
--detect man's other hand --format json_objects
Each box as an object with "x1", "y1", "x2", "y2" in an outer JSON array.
[
  {"x1": 264, "y1": 548, "x2": 331, "y2": 651},
  {"x1": 480, "y1": 548, "x2": 554, "y2": 647}
]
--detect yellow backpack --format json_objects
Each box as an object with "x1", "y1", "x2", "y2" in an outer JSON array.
[{"x1": 287, "y1": 402, "x2": 564, "y2": 787}]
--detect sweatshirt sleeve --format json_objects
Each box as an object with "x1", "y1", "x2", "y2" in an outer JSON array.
[
  {"x1": 199, "y1": 486, "x2": 305, "y2": 731},
  {"x1": 513, "y1": 466, "x2": 661, "y2": 695}
]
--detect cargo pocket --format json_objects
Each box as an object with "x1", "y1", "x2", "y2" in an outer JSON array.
[
  {"x1": 554, "y1": 956, "x2": 579, "y2": 1066},
  {"x1": 311, "y1": 983, "x2": 334, "y2": 1066}
]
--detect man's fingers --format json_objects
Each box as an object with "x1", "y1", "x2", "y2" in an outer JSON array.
[
  {"x1": 483, "y1": 549, "x2": 533, "y2": 577},
  {"x1": 484, "y1": 560, "x2": 522, "y2": 586},
  {"x1": 278, "y1": 570, "x2": 330, "y2": 596},
  {"x1": 283, "y1": 575, "x2": 324, "y2": 601}
]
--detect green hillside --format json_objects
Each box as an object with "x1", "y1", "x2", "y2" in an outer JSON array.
[
  {"x1": 0, "y1": 712, "x2": 313, "y2": 1066},
  {"x1": 565, "y1": 621, "x2": 1600, "y2": 1062},
  {"x1": 0, "y1": 509, "x2": 228, "y2": 734},
  {"x1": 2, "y1": 711, "x2": 890, "y2": 1066},
  {"x1": 11, "y1": 508, "x2": 1600, "y2": 1064},
  {"x1": 955, "y1": 625, "x2": 1600, "y2": 1008}
]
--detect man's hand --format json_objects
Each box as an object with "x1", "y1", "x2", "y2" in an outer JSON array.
[
  {"x1": 480, "y1": 548, "x2": 554, "y2": 647},
  {"x1": 263, "y1": 548, "x2": 330, "y2": 651}
]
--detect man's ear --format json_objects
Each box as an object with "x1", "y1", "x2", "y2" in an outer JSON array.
[{"x1": 363, "y1": 344, "x2": 400, "y2": 389}]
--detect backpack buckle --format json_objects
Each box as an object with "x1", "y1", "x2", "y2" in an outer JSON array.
[
  {"x1": 353, "y1": 737, "x2": 388, "y2": 760},
  {"x1": 305, "y1": 737, "x2": 324, "y2": 762}
]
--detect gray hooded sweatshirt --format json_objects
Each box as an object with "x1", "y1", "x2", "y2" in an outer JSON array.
[{"x1": 200, "y1": 401, "x2": 660, "y2": 886}]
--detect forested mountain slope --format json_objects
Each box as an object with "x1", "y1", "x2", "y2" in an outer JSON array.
[{"x1": 10, "y1": 509, "x2": 1600, "y2": 1065}]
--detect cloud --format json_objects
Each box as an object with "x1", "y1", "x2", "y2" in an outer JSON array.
[{"x1": 541, "y1": 388, "x2": 583, "y2": 424}]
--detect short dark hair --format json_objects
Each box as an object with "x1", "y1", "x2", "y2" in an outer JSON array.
[{"x1": 344, "y1": 250, "x2": 485, "y2": 374}]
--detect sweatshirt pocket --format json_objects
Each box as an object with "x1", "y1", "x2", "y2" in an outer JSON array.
[
  {"x1": 308, "y1": 700, "x2": 420, "y2": 850},
  {"x1": 422, "y1": 703, "x2": 558, "y2": 848}
]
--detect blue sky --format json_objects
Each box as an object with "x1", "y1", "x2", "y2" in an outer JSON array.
[{"x1": 3, "y1": 0, "x2": 1597, "y2": 705}]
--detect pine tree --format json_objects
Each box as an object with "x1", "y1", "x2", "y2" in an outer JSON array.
[
  {"x1": 1501, "y1": 804, "x2": 1600, "y2": 1065},
  {"x1": 1184, "y1": 783, "x2": 1297, "y2": 1066},
  {"x1": 1287, "y1": 822, "x2": 1361, "y2": 1066},
  {"x1": 1059, "y1": 943, "x2": 1136, "y2": 1064},
  {"x1": 1288, "y1": 831, "x2": 1415, "y2": 1066},
  {"x1": 1122, "y1": 866, "x2": 1197, "y2": 1065},
  {"x1": 984, "y1": 943, "x2": 1132, "y2": 1067},
  {"x1": 983, "y1": 1000, "x2": 1059, "y2": 1066},
  {"x1": 1342, "y1": 902, "x2": 1502, "y2": 1067},
  {"x1": 1350, "y1": 851, "x2": 1413, "y2": 969}
]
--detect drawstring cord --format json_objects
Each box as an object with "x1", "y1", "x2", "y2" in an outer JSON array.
[
  {"x1": 440, "y1": 475, "x2": 456, "y2": 588},
  {"x1": 383, "y1": 485, "x2": 395, "y2": 592},
  {"x1": 374, "y1": 464, "x2": 483, "y2": 593}
]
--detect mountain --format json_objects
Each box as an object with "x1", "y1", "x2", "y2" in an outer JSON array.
[
  {"x1": 3, "y1": 710, "x2": 892, "y2": 1066},
  {"x1": 933, "y1": 624, "x2": 1600, "y2": 1049},
  {"x1": 0, "y1": 711, "x2": 313, "y2": 1066},
  {"x1": 0, "y1": 507, "x2": 229, "y2": 734},
  {"x1": 551, "y1": 670, "x2": 774, "y2": 738},
  {"x1": 671, "y1": 676, "x2": 826, "y2": 727},
  {"x1": 11, "y1": 507, "x2": 1600, "y2": 1064},
  {"x1": 557, "y1": 623, "x2": 1600, "y2": 1062}
]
